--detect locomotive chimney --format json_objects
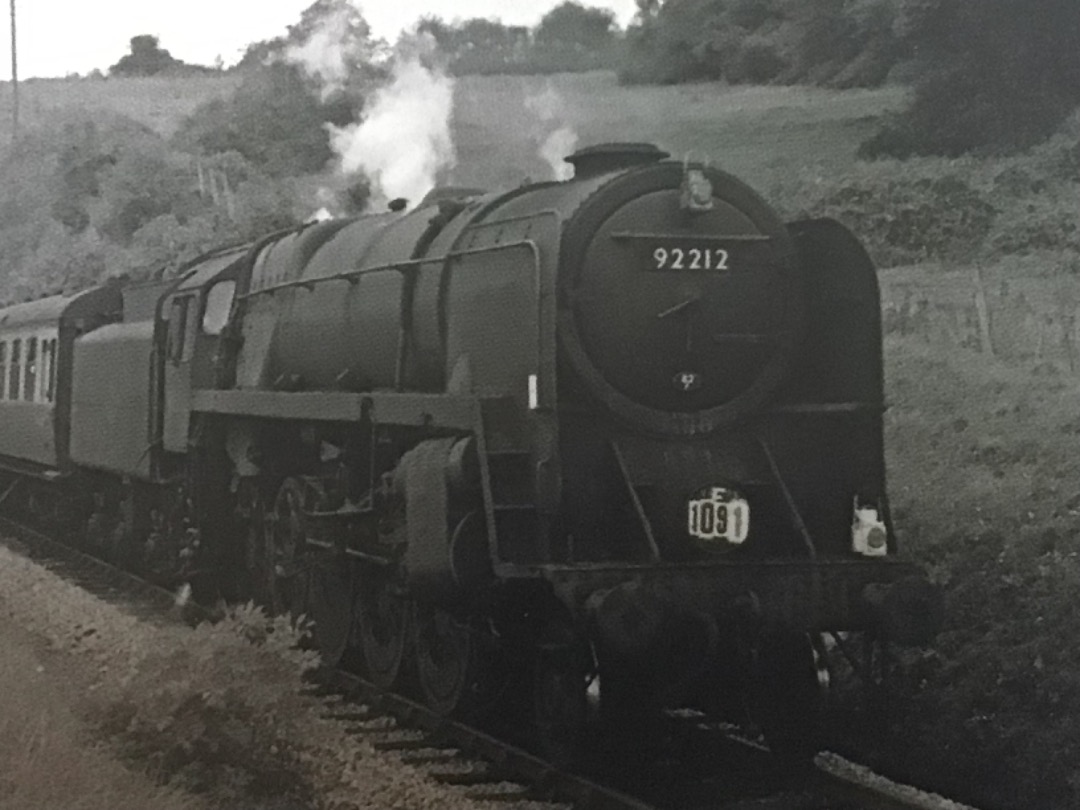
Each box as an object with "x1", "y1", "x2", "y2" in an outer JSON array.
[{"x1": 564, "y1": 142, "x2": 670, "y2": 179}]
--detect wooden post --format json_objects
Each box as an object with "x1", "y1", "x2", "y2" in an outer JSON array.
[
  {"x1": 10, "y1": 0, "x2": 18, "y2": 140},
  {"x1": 1065, "y1": 313, "x2": 1075, "y2": 373},
  {"x1": 972, "y1": 264, "x2": 994, "y2": 356},
  {"x1": 223, "y1": 175, "x2": 236, "y2": 221}
]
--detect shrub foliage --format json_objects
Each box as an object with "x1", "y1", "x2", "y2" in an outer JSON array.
[{"x1": 96, "y1": 604, "x2": 320, "y2": 801}]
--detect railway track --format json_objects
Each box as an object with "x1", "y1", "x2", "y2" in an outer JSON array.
[{"x1": 0, "y1": 515, "x2": 971, "y2": 810}]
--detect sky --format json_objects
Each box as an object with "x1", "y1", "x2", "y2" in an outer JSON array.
[{"x1": 1, "y1": 0, "x2": 640, "y2": 79}]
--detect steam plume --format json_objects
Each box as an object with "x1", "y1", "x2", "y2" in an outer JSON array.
[
  {"x1": 327, "y1": 47, "x2": 455, "y2": 207},
  {"x1": 526, "y1": 82, "x2": 578, "y2": 181}
]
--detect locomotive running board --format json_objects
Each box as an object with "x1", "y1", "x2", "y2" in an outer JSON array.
[{"x1": 191, "y1": 389, "x2": 482, "y2": 431}]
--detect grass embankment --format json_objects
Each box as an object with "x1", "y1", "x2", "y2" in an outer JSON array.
[{"x1": 880, "y1": 295, "x2": 1080, "y2": 809}]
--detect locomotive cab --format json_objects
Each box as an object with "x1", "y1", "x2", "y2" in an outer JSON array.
[{"x1": 157, "y1": 249, "x2": 244, "y2": 455}]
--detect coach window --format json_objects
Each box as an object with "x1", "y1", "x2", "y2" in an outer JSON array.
[
  {"x1": 24, "y1": 337, "x2": 37, "y2": 401},
  {"x1": 39, "y1": 339, "x2": 48, "y2": 401},
  {"x1": 46, "y1": 340, "x2": 57, "y2": 402},
  {"x1": 202, "y1": 280, "x2": 235, "y2": 335},
  {"x1": 38, "y1": 338, "x2": 51, "y2": 402},
  {"x1": 9, "y1": 338, "x2": 20, "y2": 400},
  {"x1": 167, "y1": 297, "x2": 188, "y2": 363}
]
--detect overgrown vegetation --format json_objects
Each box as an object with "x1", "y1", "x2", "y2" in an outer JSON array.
[
  {"x1": 0, "y1": 108, "x2": 307, "y2": 303},
  {"x1": 96, "y1": 604, "x2": 320, "y2": 803},
  {"x1": 0, "y1": 0, "x2": 377, "y2": 302},
  {"x1": 773, "y1": 116, "x2": 1080, "y2": 268},
  {"x1": 874, "y1": 333, "x2": 1080, "y2": 808}
]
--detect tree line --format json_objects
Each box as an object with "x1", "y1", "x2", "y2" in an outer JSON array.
[
  {"x1": 621, "y1": 0, "x2": 1080, "y2": 156},
  {"x1": 6, "y1": 0, "x2": 1074, "y2": 306}
]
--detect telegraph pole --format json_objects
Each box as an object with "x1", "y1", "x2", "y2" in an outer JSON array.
[{"x1": 9, "y1": 0, "x2": 17, "y2": 140}]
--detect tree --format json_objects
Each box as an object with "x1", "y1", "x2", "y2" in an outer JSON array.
[
  {"x1": 175, "y1": 63, "x2": 342, "y2": 176},
  {"x1": 109, "y1": 35, "x2": 185, "y2": 77},
  {"x1": 238, "y1": 0, "x2": 384, "y2": 83},
  {"x1": 865, "y1": 0, "x2": 1080, "y2": 155},
  {"x1": 535, "y1": 2, "x2": 618, "y2": 51},
  {"x1": 456, "y1": 18, "x2": 523, "y2": 54},
  {"x1": 619, "y1": 0, "x2": 731, "y2": 84}
]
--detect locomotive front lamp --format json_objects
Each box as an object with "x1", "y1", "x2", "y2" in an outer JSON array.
[
  {"x1": 852, "y1": 499, "x2": 888, "y2": 557},
  {"x1": 528, "y1": 374, "x2": 539, "y2": 410},
  {"x1": 680, "y1": 168, "x2": 714, "y2": 213}
]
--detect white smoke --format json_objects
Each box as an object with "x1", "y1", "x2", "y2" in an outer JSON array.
[
  {"x1": 525, "y1": 82, "x2": 578, "y2": 181},
  {"x1": 525, "y1": 82, "x2": 564, "y2": 122},
  {"x1": 327, "y1": 52, "x2": 456, "y2": 207},
  {"x1": 539, "y1": 127, "x2": 578, "y2": 182}
]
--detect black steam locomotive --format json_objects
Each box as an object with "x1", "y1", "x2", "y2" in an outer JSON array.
[{"x1": 0, "y1": 143, "x2": 940, "y2": 760}]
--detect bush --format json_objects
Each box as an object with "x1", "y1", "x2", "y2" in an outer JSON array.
[
  {"x1": 728, "y1": 35, "x2": 787, "y2": 84},
  {"x1": 864, "y1": 68, "x2": 1080, "y2": 158},
  {"x1": 989, "y1": 186, "x2": 1080, "y2": 257},
  {"x1": 776, "y1": 160, "x2": 999, "y2": 265},
  {"x1": 97, "y1": 604, "x2": 319, "y2": 801}
]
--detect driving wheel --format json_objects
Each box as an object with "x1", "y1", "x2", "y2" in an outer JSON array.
[
  {"x1": 263, "y1": 477, "x2": 312, "y2": 618},
  {"x1": 355, "y1": 562, "x2": 410, "y2": 689},
  {"x1": 414, "y1": 603, "x2": 484, "y2": 717}
]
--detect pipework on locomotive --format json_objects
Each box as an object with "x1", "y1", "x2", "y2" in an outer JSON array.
[{"x1": 0, "y1": 142, "x2": 942, "y2": 762}]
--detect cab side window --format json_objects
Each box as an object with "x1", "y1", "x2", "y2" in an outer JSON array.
[
  {"x1": 167, "y1": 297, "x2": 189, "y2": 363},
  {"x1": 183, "y1": 295, "x2": 200, "y2": 362},
  {"x1": 202, "y1": 280, "x2": 236, "y2": 335},
  {"x1": 45, "y1": 339, "x2": 57, "y2": 402}
]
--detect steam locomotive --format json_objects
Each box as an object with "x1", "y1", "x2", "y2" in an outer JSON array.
[{"x1": 0, "y1": 143, "x2": 941, "y2": 761}]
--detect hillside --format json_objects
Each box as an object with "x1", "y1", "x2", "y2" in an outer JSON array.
[
  {"x1": 0, "y1": 71, "x2": 903, "y2": 187},
  {"x1": 0, "y1": 75, "x2": 241, "y2": 142}
]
